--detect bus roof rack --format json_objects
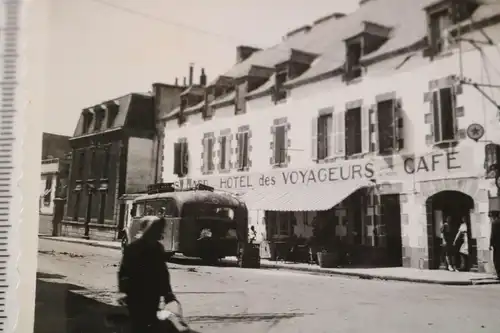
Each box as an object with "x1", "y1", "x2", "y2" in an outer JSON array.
[
  {"x1": 147, "y1": 182, "x2": 176, "y2": 194},
  {"x1": 193, "y1": 183, "x2": 214, "y2": 192}
]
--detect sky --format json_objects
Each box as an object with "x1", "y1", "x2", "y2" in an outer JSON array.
[{"x1": 42, "y1": 0, "x2": 359, "y2": 136}]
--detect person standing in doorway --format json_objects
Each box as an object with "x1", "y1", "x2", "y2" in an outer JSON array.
[
  {"x1": 453, "y1": 217, "x2": 469, "y2": 271},
  {"x1": 441, "y1": 216, "x2": 456, "y2": 271},
  {"x1": 489, "y1": 210, "x2": 500, "y2": 278}
]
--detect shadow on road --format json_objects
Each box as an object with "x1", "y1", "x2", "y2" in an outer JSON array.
[
  {"x1": 168, "y1": 256, "x2": 238, "y2": 268},
  {"x1": 34, "y1": 273, "x2": 126, "y2": 333}
]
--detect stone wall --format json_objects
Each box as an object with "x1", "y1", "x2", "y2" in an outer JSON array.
[{"x1": 60, "y1": 221, "x2": 117, "y2": 241}]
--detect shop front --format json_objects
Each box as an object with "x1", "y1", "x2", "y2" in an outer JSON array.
[{"x1": 172, "y1": 157, "x2": 405, "y2": 268}]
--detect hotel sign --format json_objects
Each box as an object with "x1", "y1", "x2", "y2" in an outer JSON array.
[
  {"x1": 175, "y1": 160, "x2": 375, "y2": 191},
  {"x1": 174, "y1": 148, "x2": 474, "y2": 191}
]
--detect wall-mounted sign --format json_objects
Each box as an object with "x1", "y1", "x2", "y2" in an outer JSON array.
[{"x1": 466, "y1": 123, "x2": 485, "y2": 142}]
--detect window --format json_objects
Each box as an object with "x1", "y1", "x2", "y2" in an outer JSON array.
[
  {"x1": 432, "y1": 87, "x2": 456, "y2": 142},
  {"x1": 94, "y1": 109, "x2": 104, "y2": 131},
  {"x1": 429, "y1": 10, "x2": 452, "y2": 54},
  {"x1": 274, "y1": 125, "x2": 286, "y2": 165},
  {"x1": 107, "y1": 104, "x2": 119, "y2": 128},
  {"x1": 82, "y1": 112, "x2": 93, "y2": 133},
  {"x1": 43, "y1": 175, "x2": 53, "y2": 206},
  {"x1": 219, "y1": 135, "x2": 229, "y2": 170},
  {"x1": 235, "y1": 83, "x2": 247, "y2": 114},
  {"x1": 174, "y1": 141, "x2": 189, "y2": 177},
  {"x1": 98, "y1": 192, "x2": 106, "y2": 223},
  {"x1": 274, "y1": 70, "x2": 287, "y2": 103},
  {"x1": 345, "y1": 107, "x2": 362, "y2": 156},
  {"x1": 377, "y1": 99, "x2": 395, "y2": 154},
  {"x1": 345, "y1": 42, "x2": 362, "y2": 80},
  {"x1": 203, "y1": 136, "x2": 215, "y2": 173},
  {"x1": 133, "y1": 202, "x2": 145, "y2": 218},
  {"x1": 77, "y1": 150, "x2": 85, "y2": 178},
  {"x1": 237, "y1": 132, "x2": 249, "y2": 170},
  {"x1": 102, "y1": 147, "x2": 110, "y2": 179},
  {"x1": 72, "y1": 192, "x2": 81, "y2": 221},
  {"x1": 485, "y1": 144, "x2": 500, "y2": 179},
  {"x1": 317, "y1": 114, "x2": 332, "y2": 160},
  {"x1": 267, "y1": 211, "x2": 292, "y2": 237}
]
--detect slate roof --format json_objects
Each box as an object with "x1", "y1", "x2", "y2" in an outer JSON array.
[{"x1": 210, "y1": 0, "x2": 500, "y2": 93}]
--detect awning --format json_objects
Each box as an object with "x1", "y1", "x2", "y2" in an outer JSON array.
[{"x1": 240, "y1": 180, "x2": 375, "y2": 212}]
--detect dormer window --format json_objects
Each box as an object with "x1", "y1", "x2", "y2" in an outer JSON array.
[
  {"x1": 346, "y1": 41, "x2": 363, "y2": 81},
  {"x1": 94, "y1": 108, "x2": 104, "y2": 131},
  {"x1": 429, "y1": 9, "x2": 452, "y2": 54},
  {"x1": 235, "y1": 80, "x2": 247, "y2": 115},
  {"x1": 425, "y1": 0, "x2": 479, "y2": 57},
  {"x1": 273, "y1": 70, "x2": 288, "y2": 103},
  {"x1": 82, "y1": 111, "x2": 93, "y2": 133},
  {"x1": 107, "y1": 103, "x2": 119, "y2": 128},
  {"x1": 343, "y1": 21, "x2": 391, "y2": 82}
]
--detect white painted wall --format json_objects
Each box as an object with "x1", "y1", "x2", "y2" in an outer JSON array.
[{"x1": 162, "y1": 39, "x2": 500, "y2": 251}]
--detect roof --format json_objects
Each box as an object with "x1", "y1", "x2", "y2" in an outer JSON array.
[{"x1": 211, "y1": 0, "x2": 499, "y2": 91}]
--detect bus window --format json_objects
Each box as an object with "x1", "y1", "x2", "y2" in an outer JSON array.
[
  {"x1": 133, "y1": 202, "x2": 145, "y2": 217},
  {"x1": 144, "y1": 199, "x2": 177, "y2": 217}
]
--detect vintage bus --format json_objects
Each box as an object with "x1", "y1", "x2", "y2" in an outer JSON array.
[{"x1": 122, "y1": 183, "x2": 249, "y2": 262}]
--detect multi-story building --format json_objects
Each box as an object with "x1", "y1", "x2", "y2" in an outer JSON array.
[
  {"x1": 162, "y1": 0, "x2": 500, "y2": 272},
  {"x1": 40, "y1": 132, "x2": 71, "y2": 216},
  {"x1": 63, "y1": 83, "x2": 185, "y2": 240}
]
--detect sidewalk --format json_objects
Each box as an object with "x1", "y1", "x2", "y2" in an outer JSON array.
[{"x1": 40, "y1": 235, "x2": 500, "y2": 286}]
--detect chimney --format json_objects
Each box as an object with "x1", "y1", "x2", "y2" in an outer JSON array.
[
  {"x1": 174, "y1": 77, "x2": 178, "y2": 86},
  {"x1": 236, "y1": 45, "x2": 262, "y2": 63},
  {"x1": 188, "y1": 63, "x2": 194, "y2": 86},
  {"x1": 183, "y1": 77, "x2": 187, "y2": 86},
  {"x1": 200, "y1": 68, "x2": 207, "y2": 86}
]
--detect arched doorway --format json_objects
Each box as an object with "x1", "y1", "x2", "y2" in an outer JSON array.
[{"x1": 425, "y1": 190, "x2": 476, "y2": 270}]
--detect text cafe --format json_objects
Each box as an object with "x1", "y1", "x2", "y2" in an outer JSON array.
[{"x1": 174, "y1": 150, "x2": 469, "y2": 267}]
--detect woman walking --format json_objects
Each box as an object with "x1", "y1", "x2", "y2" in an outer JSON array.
[{"x1": 453, "y1": 217, "x2": 469, "y2": 272}]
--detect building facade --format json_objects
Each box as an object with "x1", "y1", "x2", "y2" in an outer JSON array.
[
  {"x1": 161, "y1": 0, "x2": 500, "y2": 272},
  {"x1": 40, "y1": 157, "x2": 70, "y2": 216}
]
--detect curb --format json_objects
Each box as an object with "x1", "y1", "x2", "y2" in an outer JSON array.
[
  {"x1": 40, "y1": 236, "x2": 500, "y2": 286},
  {"x1": 39, "y1": 235, "x2": 121, "y2": 251}
]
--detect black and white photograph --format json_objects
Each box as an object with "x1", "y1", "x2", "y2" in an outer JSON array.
[{"x1": 33, "y1": 0, "x2": 500, "y2": 332}]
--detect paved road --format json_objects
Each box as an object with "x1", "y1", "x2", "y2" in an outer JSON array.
[{"x1": 35, "y1": 239, "x2": 500, "y2": 333}]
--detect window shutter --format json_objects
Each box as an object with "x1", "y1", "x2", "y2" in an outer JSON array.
[
  {"x1": 208, "y1": 137, "x2": 215, "y2": 171},
  {"x1": 201, "y1": 137, "x2": 207, "y2": 174},
  {"x1": 173, "y1": 143, "x2": 181, "y2": 175},
  {"x1": 326, "y1": 115, "x2": 333, "y2": 158},
  {"x1": 335, "y1": 111, "x2": 346, "y2": 156},
  {"x1": 432, "y1": 91, "x2": 441, "y2": 143},
  {"x1": 311, "y1": 117, "x2": 318, "y2": 162},
  {"x1": 242, "y1": 132, "x2": 249, "y2": 169},
  {"x1": 236, "y1": 133, "x2": 242, "y2": 169},
  {"x1": 394, "y1": 98, "x2": 404, "y2": 150},
  {"x1": 275, "y1": 126, "x2": 286, "y2": 164},
  {"x1": 181, "y1": 142, "x2": 189, "y2": 175},
  {"x1": 369, "y1": 105, "x2": 378, "y2": 153},
  {"x1": 361, "y1": 106, "x2": 370, "y2": 154}
]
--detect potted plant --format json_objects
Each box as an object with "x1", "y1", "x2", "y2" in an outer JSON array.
[{"x1": 317, "y1": 244, "x2": 340, "y2": 268}]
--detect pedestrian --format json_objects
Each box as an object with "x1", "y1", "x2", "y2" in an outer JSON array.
[
  {"x1": 440, "y1": 216, "x2": 456, "y2": 271},
  {"x1": 248, "y1": 225, "x2": 257, "y2": 244},
  {"x1": 118, "y1": 216, "x2": 177, "y2": 333},
  {"x1": 453, "y1": 217, "x2": 469, "y2": 271},
  {"x1": 489, "y1": 210, "x2": 500, "y2": 278}
]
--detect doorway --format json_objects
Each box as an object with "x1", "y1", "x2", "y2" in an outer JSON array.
[
  {"x1": 425, "y1": 190, "x2": 476, "y2": 270},
  {"x1": 380, "y1": 194, "x2": 403, "y2": 267}
]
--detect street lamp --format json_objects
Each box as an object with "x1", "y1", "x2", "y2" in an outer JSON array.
[{"x1": 83, "y1": 140, "x2": 100, "y2": 239}]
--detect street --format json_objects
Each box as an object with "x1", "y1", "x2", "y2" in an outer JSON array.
[{"x1": 35, "y1": 239, "x2": 500, "y2": 333}]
